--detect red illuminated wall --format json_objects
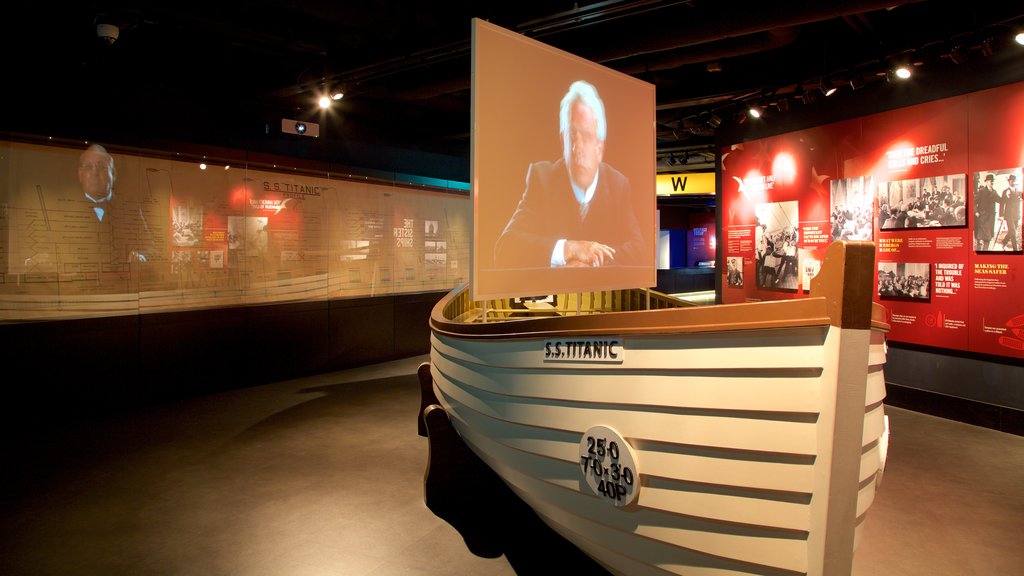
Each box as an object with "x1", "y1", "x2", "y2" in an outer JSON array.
[
  {"x1": 687, "y1": 212, "x2": 716, "y2": 267},
  {"x1": 721, "y1": 81, "x2": 1024, "y2": 360}
]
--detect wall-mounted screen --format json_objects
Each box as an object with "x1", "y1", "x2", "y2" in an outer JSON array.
[{"x1": 470, "y1": 19, "x2": 656, "y2": 300}]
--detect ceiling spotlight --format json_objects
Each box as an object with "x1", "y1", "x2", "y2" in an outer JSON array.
[
  {"x1": 849, "y1": 73, "x2": 866, "y2": 90},
  {"x1": 888, "y1": 65, "x2": 913, "y2": 81},
  {"x1": 820, "y1": 78, "x2": 837, "y2": 97},
  {"x1": 777, "y1": 96, "x2": 790, "y2": 112},
  {"x1": 734, "y1": 111, "x2": 748, "y2": 125},
  {"x1": 1016, "y1": 31, "x2": 1024, "y2": 46},
  {"x1": 318, "y1": 95, "x2": 331, "y2": 109},
  {"x1": 330, "y1": 88, "x2": 345, "y2": 100},
  {"x1": 748, "y1": 104, "x2": 762, "y2": 119},
  {"x1": 96, "y1": 22, "x2": 119, "y2": 45},
  {"x1": 699, "y1": 110, "x2": 722, "y2": 128}
]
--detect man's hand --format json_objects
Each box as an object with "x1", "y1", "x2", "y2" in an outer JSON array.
[{"x1": 564, "y1": 240, "x2": 616, "y2": 267}]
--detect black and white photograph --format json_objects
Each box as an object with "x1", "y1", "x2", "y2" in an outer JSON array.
[
  {"x1": 754, "y1": 201, "x2": 800, "y2": 290},
  {"x1": 877, "y1": 262, "x2": 931, "y2": 300},
  {"x1": 877, "y1": 174, "x2": 967, "y2": 230},
  {"x1": 172, "y1": 205, "x2": 203, "y2": 247},
  {"x1": 973, "y1": 168, "x2": 1022, "y2": 252},
  {"x1": 424, "y1": 219, "x2": 439, "y2": 237},
  {"x1": 227, "y1": 216, "x2": 268, "y2": 253},
  {"x1": 726, "y1": 256, "x2": 744, "y2": 287},
  {"x1": 830, "y1": 176, "x2": 875, "y2": 241}
]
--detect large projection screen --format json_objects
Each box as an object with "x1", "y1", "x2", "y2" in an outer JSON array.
[{"x1": 471, "y1": 19, "x2": 656, "y2": 301}]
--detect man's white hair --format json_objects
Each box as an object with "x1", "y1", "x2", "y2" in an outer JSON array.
[{"x1": 559, "y1": 80, "x2": 607, "y2": 142}]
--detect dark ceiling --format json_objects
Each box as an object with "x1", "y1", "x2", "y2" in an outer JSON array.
[{"x1": 6, "y1": 1, "x2": 1024, "y2": 179}]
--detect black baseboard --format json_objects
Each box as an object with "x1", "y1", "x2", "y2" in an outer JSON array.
[{"x1": 885, "y1": 383, "x2": 1024, "y2": 437}]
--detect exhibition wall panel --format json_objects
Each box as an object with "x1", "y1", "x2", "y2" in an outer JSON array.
[
  {"x1": 721, "y1": 80, "x2": 1024, "y2": 362},
  {"x1": 0, "y1": 136, "x2": 470, "y2": 323}
]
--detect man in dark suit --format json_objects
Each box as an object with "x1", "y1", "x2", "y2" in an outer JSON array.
[
  {"x1": 23, "y1": 143, "x2": 155, "y2": 275},
  {"x1": 974, "y1": 173, "x2": 998, "y2": 251},
  {"x1": 494, "y1": 80, "x2": 645, "y2": 268},
  {"x1": 77, "y1": 143, "x2": 155, "y2": 265},
  {"x1": 999, "y1": 173, "x2": 1021, "y2": 251}
]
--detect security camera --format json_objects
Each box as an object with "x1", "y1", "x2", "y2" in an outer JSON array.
[{"x1": 96, "y1": 23, "x2": 120, "y2": 45}]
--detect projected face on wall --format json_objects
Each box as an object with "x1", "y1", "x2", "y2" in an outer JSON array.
[
  {"x1": 78, "y1": 144, "x2": 115, "y2": 202},
  {"x1": 472, "y1": 19, "x2": 656, "y2": 300}
]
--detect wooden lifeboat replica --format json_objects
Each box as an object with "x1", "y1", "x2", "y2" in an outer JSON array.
[{"x1": 420, "y1": 240, "x2": 889, "y2": 576}]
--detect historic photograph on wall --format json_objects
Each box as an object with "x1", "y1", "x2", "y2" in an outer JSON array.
[
  {"x1": 725, "y1": 256, "x2": 744, "y2": 288},
  {"x1": 754, "y1": 200, "x2": 799, "y2": 290},
  {"x1": 172, "y1": 204, "x2": 203, "y2": 247},
  {"x1": 973, "y1": 168, "x2": 1022, "y2": 252},
  {"x1": 830, "y1": 176, "x2": 875, "y2": 241},
  {"x1": 877, "y1": 173, "x2": 967, "y2": 230},
  {"x1": 877, "y1": 262, "x2": 931, "y2": 301}
]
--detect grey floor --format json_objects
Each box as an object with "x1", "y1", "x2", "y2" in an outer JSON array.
[{"x1": 1, "y1": 354, "x2": 1021, "y2": 576}]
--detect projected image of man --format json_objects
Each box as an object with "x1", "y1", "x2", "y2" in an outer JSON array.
[{"x1": 494, "y1": 80, "x2": 644, "y2": 268}]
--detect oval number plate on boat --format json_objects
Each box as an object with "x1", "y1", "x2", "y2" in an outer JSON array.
[{"x1": 578, "y1": 425, "x2": 640, "y2": 506}]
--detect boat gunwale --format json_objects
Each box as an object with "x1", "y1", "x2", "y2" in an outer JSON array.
[{"x1": 432, "y1": 241, "x2": 888, "y2": 339}]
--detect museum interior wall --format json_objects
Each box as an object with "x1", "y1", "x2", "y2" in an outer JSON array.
[
  {"x1": 0, "y1": 134, "x2": 468, "y2": 415},
  {"x1": 718, "y1": 79, "x2": 1024, "y2": 435}
]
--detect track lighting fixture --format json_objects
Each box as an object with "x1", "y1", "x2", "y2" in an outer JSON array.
[
  {"x1": 699, "y1": 110, "x2": 722, "y2": 128},
  {"x1": 949, "y1": 44, "x2": 968, "y2": 64},
  {"x1": 799, "y1": 85, "x2": 816, "y2": 105},
  {"x1": 318, "y1": 85, "x2": 345, "y2": 109},
  {"x1": 980, "y1": 37, "x2": 996, "y2": 57},
  {"x1": 820, "y1": 78, "x2": 837, "y2": 97},
  {"x1": 885, "y1": 64, "x2": 912, "y2": 82}
]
